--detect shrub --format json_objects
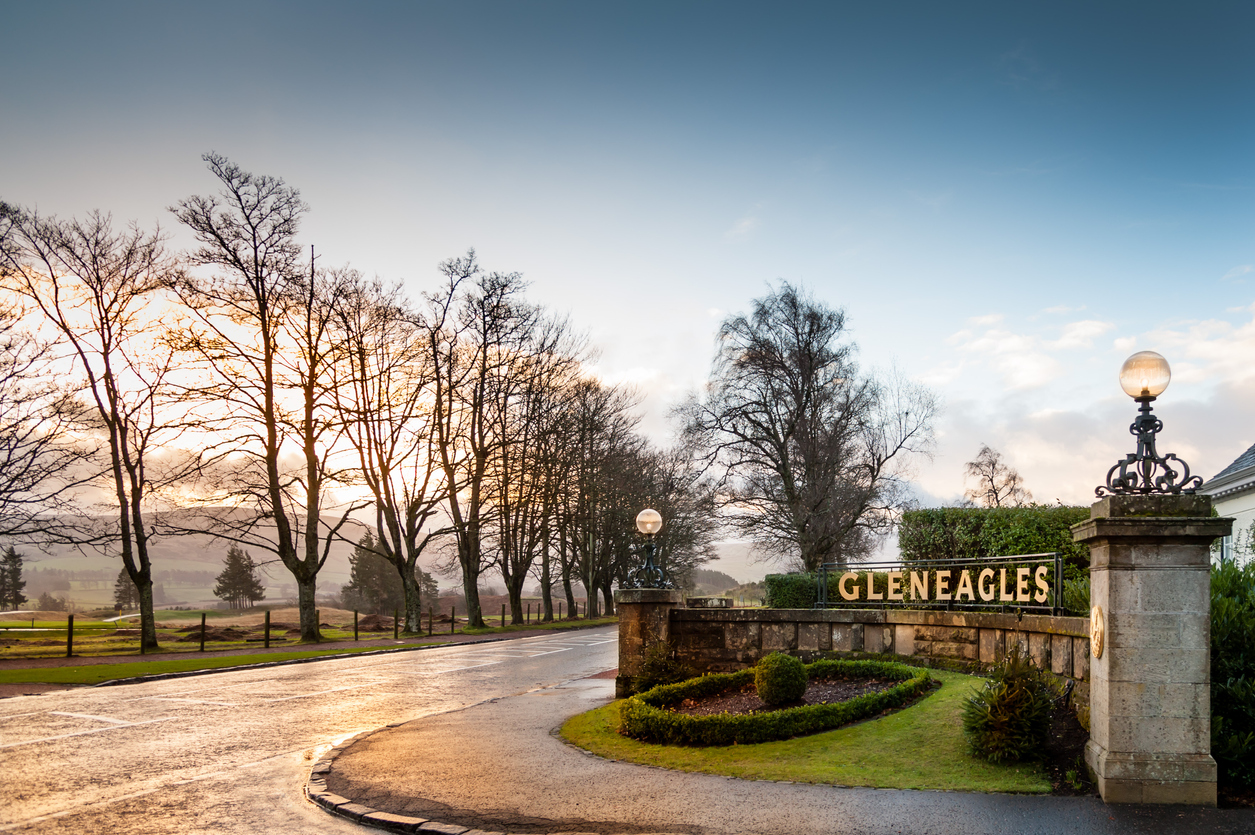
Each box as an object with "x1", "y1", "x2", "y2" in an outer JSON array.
[
  {"x1": 1211, "y1": 559, "x2": 1255, "y2": 788},
  {"x1": 764, "y1": 573, "x2": 817, "y2": 608},
  {"x1": 1062, "y1": 574, "x2": 1090, "y2": 617},
  {"x1": 898, "y1": 505, "x2": 1089, "y2": 569},
  {"x1": 961, "y1": 644, "x2": 1056, "y2": 763},
  {"x1": 619, "y1": 659, "x2": 932, "y2": 746},
  {"x1": 755, "y1": 652, "x2": 808, "y2": 705},
  {"x1": 631, "y1": 641, "x2": 696, "y2": 696}
]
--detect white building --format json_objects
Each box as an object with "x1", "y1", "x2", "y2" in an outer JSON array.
[{"x1": 1199, "y1": 442, "x2": 1255, "y2": 562}]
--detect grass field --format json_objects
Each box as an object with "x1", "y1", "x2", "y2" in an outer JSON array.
[
  {"x1": 0, "y1": 607, "x2": 616, "y2": 661},
  {"x1": 560, "y1": 668, "x2": 1051, "y2": 794}
]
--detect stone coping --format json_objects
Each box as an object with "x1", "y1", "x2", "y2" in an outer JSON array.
[{"x1": 668, "y1": 607, "x2": 1088, "y2": 637}]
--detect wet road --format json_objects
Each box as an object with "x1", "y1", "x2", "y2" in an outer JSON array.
[{"x1": 0, "y1": 628, "x2": 618, "y2": 834}]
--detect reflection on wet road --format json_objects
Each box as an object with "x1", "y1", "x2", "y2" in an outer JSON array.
[{"x1": 0, "y1": 628, "x2": 617, "y2": 834}]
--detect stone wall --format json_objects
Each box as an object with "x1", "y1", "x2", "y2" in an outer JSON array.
[{"x1": 669, "y1": 607, "x2": 1091, "y2": 713}]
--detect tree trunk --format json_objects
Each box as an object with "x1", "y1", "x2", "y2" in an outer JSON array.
[
  {"x1": 600, "y1": 581, "x2": 613, "y2": 617},
  {"x1": 507, "y1": 576, "x2": 525, "y2": 625},
  {"x1": 540, "y1": 546, "x2": 553, "y2": 622},
  {"x1": 137, "y1": 573, "x2": 158, "y2": 650},
  {"x1": 297, "y1": 576, "x2": 320, "y2": 641},
  {"x1": 401, "y1": 567, "x2": 422, "y2": 634}
]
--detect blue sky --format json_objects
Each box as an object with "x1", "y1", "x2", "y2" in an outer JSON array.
[{"x1": 4, "y1": 1, "x2": 1254, "y2": 538}]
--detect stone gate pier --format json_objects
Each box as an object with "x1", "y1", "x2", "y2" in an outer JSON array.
[{"x1": 1074, "y1": 494, "x2": 1231, "y2": 805}]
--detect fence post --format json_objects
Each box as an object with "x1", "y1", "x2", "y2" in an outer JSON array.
[
  {"x1": 450, "y1": 606, "x2": 455, "y2": 634},
  {"x1": 527, "y1": 603, "x2": 530, "y2": 623},
  {"x1": 66, "y1": 613, "x2": 73, "y2": 658},
  {"x1": 264, "y1": 610, "x2": 271, "y2": 649},
  {"x1": 354, "y1": 610, "x2": 359, "y2": 641},
  {"x1": 394, "y1": 608, "x2": 399, "y2": 639},
  {"x1": 558, "y1": 601, "x2": 563, "y2": 620},
  {"x1": 501, "y1": 604, "x2": 505, "y2": 627},
  {"x1": 199, "y1": 613, "x2": 206, "y2": 652},
  {"x1": 428, "y1": 606, "x2": 433, "y2": 636}
]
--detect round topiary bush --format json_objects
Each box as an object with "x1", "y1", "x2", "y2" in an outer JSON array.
[{"x1": 754, "y1": 652, "x2": 808, "y2": 705}]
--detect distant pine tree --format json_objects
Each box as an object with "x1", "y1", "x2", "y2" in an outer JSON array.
[
  {"x1": 0, "y1": 546, "x2": 26, "y2": 610},
  {"x1": 343, "y1": 532, "x2": 408, "y2": 616},
  {"x1": 212, "y1": 546, "x2": 267, "y2": 609},
  {"x1": 113, "y1": 568, "x2": 140, "y2": 611}
]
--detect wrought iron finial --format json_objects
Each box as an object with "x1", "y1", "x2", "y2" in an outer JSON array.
[
  {"x1": 1096, "y1": 396, "x2": 1201, "y2": 497},
  {"x1": 621, "y1": 537, "x2": 674, "y2": 589}
]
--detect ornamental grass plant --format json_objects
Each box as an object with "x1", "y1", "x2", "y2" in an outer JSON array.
[{"x1": 960, "y1": 644, "x2": 1056, "y2": 763}]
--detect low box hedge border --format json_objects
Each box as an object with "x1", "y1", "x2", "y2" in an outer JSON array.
[{"x1": 618, "y1": 658, "x2": 933, "y2": 746}]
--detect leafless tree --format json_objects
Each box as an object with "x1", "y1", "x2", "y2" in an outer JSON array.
[
  {"x1": 330, "y1": 273, "x2": 449, "y2": 633},
  {"x1": 964, "y1": 444, "x2": 1032, "y2": 508},
  {"x1": 0, "y1": 207, "x2": 91, "y2": 539},
  {"x1": 680, "y1": 282, "x2": 936, "y2": 571},
  {"x1": 171, "y1": 153, "x2": 360, "y2": 642},
  {"x1": 423, "y1": 253, "x2": 544, "y2": 628},
  {"x1": 2, "y1": 207, "x2": 180, "y2": 649}
]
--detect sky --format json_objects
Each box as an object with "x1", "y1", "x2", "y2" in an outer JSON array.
[{"x1": 3, "y1": 1, "x2": 1253, "y2": 579}]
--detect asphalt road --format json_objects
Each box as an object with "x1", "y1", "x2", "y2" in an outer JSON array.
[{"x1": 0, "y1": 628, "x2": 619, "y2": 834}]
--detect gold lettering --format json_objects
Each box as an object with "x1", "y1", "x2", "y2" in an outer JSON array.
[
  {"x1": 910, "y1": 571, "x2": 928, "y2": 601},
  {"x1": 866, "y1": 572, "x2": 883, "y2": 601},
  {"x1": 1034, "y1": 565, "x2": 1049, "y2": 603},
  {"x1": 936, "y1": 570, "x2": 952, "y2": 601},
  {"x1": 887, "y1": 571, "x2": 903, "y2": 601},
  {"x1": 1016, "y1": 567, "x2": 1030, "y2": 602},
  {"x1": 955, "y1": 570, "x2": 975, "y2": 601},
  {"x1": 1000, "y1": 568, "x2": 1013, "y2": 601},
  {"x1": 839, "y1": 572, "x2": 859, "y2": 601},
  {"x1": 979, "y1": 568, "x2": 995, "y2": 601}
]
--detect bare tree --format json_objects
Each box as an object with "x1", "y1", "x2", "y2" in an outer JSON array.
[
  {"x1": 680, "y1": 282, "x2": 936, "y2": 571},
  {"x1": 171, "y1": 153, "x2": 360, "y2": 642},
  {"x1": 489, "y1": 316, "x2": 584, "y2": 624},
  {"x1": 330, "y1": 274, "x2": 449, "y2": 633},
  {"x1": 2, "y1": 207, "x2": 180, "y2": 649},
  {"x1": 964, "y1": 444, "x2": 1032, "y2": 508},
  {"x1": 0, "y1": 208, "x2": 90, "y2": 537},
  {"x1": 424, "y1": 253, "x2": 543, "y2": 628}
]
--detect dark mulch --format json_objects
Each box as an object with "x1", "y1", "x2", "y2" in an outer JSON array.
[
  {"x1": 673, "y1": 677, "x2": 901, "y2": 716},
  {"x1": 175, "y1": 627, "x2": 250, "y2": 642},
  {"x1": 1219, "y1": 785, "x2": 1255, "y2": 808},
  {"x1": 1040, "y1": 695, "x2": 1095, "y2": 796}
]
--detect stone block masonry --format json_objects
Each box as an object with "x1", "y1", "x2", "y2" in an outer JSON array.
[{"x1": 656, "y1": 606, "x2": 1090, "y2": 715}]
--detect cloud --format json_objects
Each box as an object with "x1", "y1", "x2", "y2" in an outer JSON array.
[
  {"x1": 1049, "y1": 319, "x2": 1115, "y2": 350},
  {"x1": 723, "y1": 216, "x2": 758, "y2": 239},
  {"x1": 1223, "y1": 264, "x2": 1253, "y2": 282},
  {"x1": 947, "y1": 314, "x2": 1113, "y2": 390},
  {"x1": 1043, "y1": 304, "x2": 1085, "y2": 315}
]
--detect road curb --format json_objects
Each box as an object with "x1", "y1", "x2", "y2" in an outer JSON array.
[
  {"x1": 91, "y1": 623, "x2": 614, "y2": 688},
  {"x1": 306, "y1": 729, "x2": 511, "y2": 835}
]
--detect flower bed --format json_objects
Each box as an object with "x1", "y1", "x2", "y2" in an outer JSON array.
[{"x1": 618, "y1": 658, "x2": 933, "y2": 746}]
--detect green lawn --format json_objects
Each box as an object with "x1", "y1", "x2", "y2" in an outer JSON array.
[
  {"x1": 0, "y1": 643, "x2": 451, "y2": 686},
  {"x1": 560, "y1": 668, "x2": 1051, "y2": 794}
]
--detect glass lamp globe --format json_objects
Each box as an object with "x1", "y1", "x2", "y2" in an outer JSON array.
[
  {"x1": 1118, "y1": 351, "x2": 1171, "y2": 399},
  {"x1": 635, "y1": 508, "x2": 663, "y2": 535}
]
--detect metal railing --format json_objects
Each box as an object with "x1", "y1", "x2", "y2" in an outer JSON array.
[{"x1": 816, "y1": 552, "x2": 1065, "y2": 615}]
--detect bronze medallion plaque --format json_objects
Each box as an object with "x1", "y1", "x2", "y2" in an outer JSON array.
[{"x1": 1090, "y1": 605, "x2": 1105, "y2": 659}]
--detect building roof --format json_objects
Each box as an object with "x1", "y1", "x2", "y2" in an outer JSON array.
[{"x1": 1201, "y1": 441, "x2": 1255, "y2": 500}]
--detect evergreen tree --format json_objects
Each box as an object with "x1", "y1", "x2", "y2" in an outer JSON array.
[
  {"x1": 0, "y1": 546, "x2": 26, "y2": 609},
  {"x1": 343, "y1": 531, "x2": 408, "y2": 615},
  {"x1": 113, "y1": 568, "x2": 140, "y2": 611},
  {"x1": 212, "y1": 546, "x2": 267, "y2": 609}
]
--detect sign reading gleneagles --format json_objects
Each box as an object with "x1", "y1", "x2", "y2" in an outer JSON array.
[{"x1": 832, "y1": 565, "x2": 1052, "y2": 604}]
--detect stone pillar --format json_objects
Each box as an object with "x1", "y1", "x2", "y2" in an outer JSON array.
[
  {"x1": 1073, "y1": 495, "x2": 1230, "y2": 805},
  {"x1": 613, "y1": 588, "x2": 684, "y2": 698}
]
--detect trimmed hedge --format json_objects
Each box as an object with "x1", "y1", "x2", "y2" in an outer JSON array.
[
  {"x1": 1212, "y1": 559, "x2": 1255, "y2": 788},
  {"x1": 618, "y1": 659, "x2": 933, "y2": 746},
  {"x1": 898, "y1": 506, "x2": 1089, "y2": 569},
  {"x1": 764, "y1": 573, "x2": 817, "y2": 608}
]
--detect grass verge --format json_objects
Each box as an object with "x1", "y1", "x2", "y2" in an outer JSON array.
[
  {"x1": 561, "y1": 668, "x2": 1051, "y2": 794},
  {"x1": 458, "y1": 615, "x2": 617, "y2": 635},
  {"x1": 0, "y1": 644, "x2": 449, "y2": 686}
]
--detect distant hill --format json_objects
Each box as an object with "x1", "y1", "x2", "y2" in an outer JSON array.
[{"x1": 1, "y1": 508, "x2": 446, "y2": 610}]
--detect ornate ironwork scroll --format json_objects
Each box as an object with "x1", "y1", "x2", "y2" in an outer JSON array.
[
  {"x1": 1096, "y1": 398, "x2": 1202, "y2": 497},
  {"x1": 621, "y1": 539, "x2": 674, "y2": 589}
]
